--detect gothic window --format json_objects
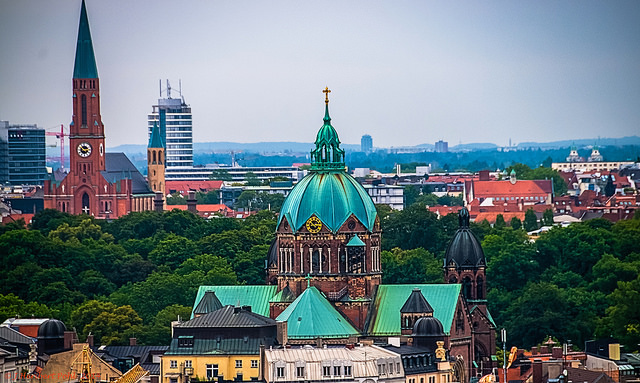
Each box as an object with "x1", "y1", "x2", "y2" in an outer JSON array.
[
  {"x1": 477, "y1": 277, "x2": 484, "y2": 299},
  {"x1": 449, "y1": 276, "x2": 458, "y2": 284},
  {"x1": 462, "y1": 277, "x2": 472, "y2": 299},
  {"x1": 348, "y1": 246, "x2": 364, "y2": 273},
  {"x1": 153, "y1": 151, "x2": 157, "y2": 164},
  {"x1": 312, "y1": 249, "x2": 320, "y2": 273},
  {"x1": 81, "y1": 95, "x2": 87, "y2": 126}
]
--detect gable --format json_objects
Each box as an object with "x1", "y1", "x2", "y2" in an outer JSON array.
[
  {"x1": 191, "y1": 286, "x2": 278, "y2": 318},
  {"x1": 366, "y1": 284, "x2": 461, "y2": 337}
]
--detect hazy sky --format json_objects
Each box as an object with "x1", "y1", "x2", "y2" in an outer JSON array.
[{"x1": 0, "y1": 1, "x2": 638, "y2": 149}]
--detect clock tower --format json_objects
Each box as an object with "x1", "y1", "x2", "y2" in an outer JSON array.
[
  {"x1": 69, "y1": 0, "x2": 105, "y2": 179},
  {"x1": 43, "y1": 0, "x2": 154, "y2": 218}
]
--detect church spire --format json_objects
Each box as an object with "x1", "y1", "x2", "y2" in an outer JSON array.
[
  {"x1": 148, "y1": 121, "x2": 165, "y2": 149},
  {"x1": 311, "y1": 87, "x2": 345, "y2": 171},
  {"x1": 73, "y1": 0, "x2": 98, "y2": 79}
]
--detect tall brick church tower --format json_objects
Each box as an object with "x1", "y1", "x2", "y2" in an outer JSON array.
[{"x1": 44, "y1": 0, "x2": 153, "y2": 217}]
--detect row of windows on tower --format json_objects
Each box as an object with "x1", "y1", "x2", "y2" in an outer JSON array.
[{"x1": 74, "y1": 80, "x2": 96, "y2": 90}]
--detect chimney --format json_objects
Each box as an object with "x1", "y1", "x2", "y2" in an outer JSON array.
[
  {"x1": 552, "y1": 347, "x2": 562, "y2": 359},
  {"x1": 187, "y1": 191, "x2": 197, "y2": 213},
  {"x1": 532, "y1": 360, "x2": 542, "y2": 383},
  {"x1": 129, "y1": 337, "x2": 137, "y2": 346},
  {"x1": 531, "y1": 347, "x2": 538, "y2": 355},
  {"x1": 86, "y1": 334, "x2": 94, "y2": 348},
  {"x1": 276, "y1": 321, "x2": 288, "y2": 346},
  {"x1": 154, "y1": 192, "x2": 164, "y2": 212},
  {"x1": 63, "y1": 331, "x2": 74, "y2": 350},
  {"x1": 479, "y1": 170, "x2": 490, "y2": 181}
]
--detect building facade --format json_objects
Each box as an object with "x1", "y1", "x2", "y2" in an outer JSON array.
[
  {"x1": 0, "y1": 121, "x2": 47, "y2": 185},
  {"x1": 148, "y1": 81, "x2": 193, "y2": 172},
  {"x1": 361, "y1": 134, "x2": 373, "y2": 153}
]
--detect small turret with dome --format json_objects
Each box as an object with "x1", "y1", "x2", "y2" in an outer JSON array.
[{"x1": 269, "y1": 88, "x2": 381, "y2": 331}]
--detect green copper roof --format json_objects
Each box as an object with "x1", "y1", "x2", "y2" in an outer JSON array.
[
  {"x1": 148, "y1": 121, "x2": 165, "y2": 148},
  {"x1": 275, "y1": 286, "x2": 359, "y2": 339},
  {"x1": 278, "y1": 171, "x2": 378, "y2": 233},
  {"x1": 191, "y1": 285, "x2": 277, "y2": 319},
  {"x1": 366, "y1": 284, "x2": 461, "y2": 337},
  {"x1": 73, "y1": 0, "x2": 98, "y2": 79},
  {"x1": 346, "y1": 234, "x2": 366, "y2": 247}
]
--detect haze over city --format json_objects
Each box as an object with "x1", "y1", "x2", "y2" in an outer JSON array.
[{"x1": 0, "y1": 0, "x2": 639, "y2": 148}]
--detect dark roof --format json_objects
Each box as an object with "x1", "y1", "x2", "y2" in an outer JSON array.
[
  {"x1": 102, "y1": 153, "x2": 152, "y2": 195},
  {"x1": 193, "y1": 291, "x2": 223, "y2": 316},
  {"x1": 37, "y1": 319, "x2": 66, "y2": 339},
  {"x1": 400, "y1": 288, "x2": 434, "y2": 314},
  {"x1": 563, "y1": 367, "x2": 615, "y2": 383},
  {"x1": 141, "y1": 363, "x2": 161, "y2": 375},
  {"x1": 0, "y1": 326, "x2": 36, "y2": 345},
  {"x1": 178, "y1": 305, "x2": 276, "y2": 329},
  {"x1": 73, "y1": 0, "x2": 98, "y2": 79},
  {"x1": 94, "y1": 345, "x2": 168, "y2": 362},
  {"x1": 381, "y1": 344, "x2": 439, "y2": 374},
  {"x1": 445, "y1": 208, "x2": 485, "y2": 269},
  {"x1": 413, "y1": 316, "x2": 445, "y2": 337},
  {"x1": 165, "y1": 337, "x2": 272, "y2": 356},
  {"x1": 267, "y1": 238, "x2": 278, "y2": 267}
]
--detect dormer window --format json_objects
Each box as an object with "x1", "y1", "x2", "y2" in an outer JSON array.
[{"x1": 178, "y1": 336, "x2": 194, "y2": 347}]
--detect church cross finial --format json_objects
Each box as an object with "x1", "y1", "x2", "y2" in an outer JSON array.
[
  {"x1": 323, "y1": 87, "x2": 331, "y2": 104},
  {"x1": 305, "y1": 273, "x2": 312, "y2": 287}
]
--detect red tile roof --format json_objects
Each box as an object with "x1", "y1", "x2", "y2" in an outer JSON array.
[
  {"x1": 469, "y1": 179, "x2": 553, "y2": 198},
  {"x1": 1, "y1": 213, "x2": 35, "y2": 225},
  {"x1": 165, "y1": 180, "x2": 223, "y2": 194}
]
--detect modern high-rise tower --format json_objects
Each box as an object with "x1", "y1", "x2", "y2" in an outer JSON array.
[
  {"x1": 361, "y1": 134, "x2": 372, "y2": 153},
  {"x1": 0, "y1": 121, "x2": 46, "y2": 185},
  {"x1": 147, "y1": 80, "x2": 193, "y2": 172}
]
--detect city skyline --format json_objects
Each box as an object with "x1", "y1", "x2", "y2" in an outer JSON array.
[{"x1": 0, "y1": 1, "x2": 639, "y2": 148}]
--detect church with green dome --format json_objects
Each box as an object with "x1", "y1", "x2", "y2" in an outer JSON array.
[
  {"x1": 268, "y1": 88, "x2": 382, "y2": 330},
  {"x1": 192, "y1": 89, "x2": 496, "y2": 383}
]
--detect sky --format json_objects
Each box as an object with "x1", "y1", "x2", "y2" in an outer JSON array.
[{"x1": 0, "y1": 1, "x2": 639, "y2": 149}]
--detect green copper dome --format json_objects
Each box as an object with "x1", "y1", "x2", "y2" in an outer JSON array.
[{"x1": 278, "y1": 89, "x2": 377, "y2": 233}]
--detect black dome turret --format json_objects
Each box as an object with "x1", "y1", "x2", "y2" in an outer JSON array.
[
  {"x1": 37, "y1": 319, "x2": 67, "y2": 355},
  {"x1": 413, "y1": 316, "x2": 445, "y2": 337},
  {"x1": 38, "y1": 319, "x2": 66, "y2": 339},
  {"x1": 444, "y1": 207, "x2": 485, "y2": 269}
]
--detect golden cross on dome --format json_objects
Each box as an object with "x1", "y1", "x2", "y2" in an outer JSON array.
[{"x1": 323, "y1": 87, "x2": 331, "y2": 104}]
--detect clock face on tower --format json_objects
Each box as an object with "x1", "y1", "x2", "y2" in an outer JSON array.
[
  {"x1": 77, "y1": 142, "x2": 92, "y2": 157},
  {"x1": 305, "y1": 216, "x2": 323, "y2": 233}
]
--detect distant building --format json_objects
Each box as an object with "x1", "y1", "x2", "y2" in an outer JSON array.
[
  {"x1": 0, "y1": 121, "x2": 46, "y2": 185},
  {"x1": 148, "y1": 80, "x2": 193, "y2": 172},
  {"x1": 588, "y1": 146, "x2": 604, "y2": 162},
  {"x1": 363, "y1": 184, "x2": 404, "y2": 210},
  {"x1": 361, "y1": 134, "x2": 373, "y2": 153},
  {"x1": 435, "y1": 140, "x2": 448, "y2": 153},
  {"x1": 553, "y1": 147, "x2": 634, "y2": 172}
]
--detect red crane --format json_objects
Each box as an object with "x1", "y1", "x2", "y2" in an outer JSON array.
[{"x1": 46, "y1": 124, "x2": 66, "y2": 169}]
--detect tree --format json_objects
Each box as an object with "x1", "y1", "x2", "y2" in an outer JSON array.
[
  {"x1": 381, "y1": 248, "x2": 442, "y2": 284},
  {"x1": 141, "y1": 304, "x2": 193, "y2": 345},
  {"x1": 403, "y1": 185, "x2": 420, "y2": 207},
  {"x1": 510, "y1": 217, "x2": 522, "y2": 230},
  {"x1": 542, "y1": 209, "x2": 554, "y2": 226},
  {"x1": 0, "y1": 293, "x2": 52, "y2": 322},
  {"x1": 209, "y1": 169, "x2": 231, "y2": 181},
  {"x1": 494, "y1": 214, "x2": 506, "y2": 229},
  {"x1": 148, "y1": 234, "x2": 199, "y2": 269},
  {"x1": 524, "y1": 209, "x2": 539, "y2": 231},
  {"x1": 71, "y1": 300, "x2": 143, "y2": 346},
  {"x1": 244, "y1": 172, "x2": 261, "y2": 186},
  {"x1": 597, "y1": 275, "x2": 640, "y2": 352}
]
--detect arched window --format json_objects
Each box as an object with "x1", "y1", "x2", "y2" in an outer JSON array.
[
  {"x1": 312, "y1": 250, "x2": 320, "y2": 273},
  {"x1": 477, "y1": 277, "x2": 484, "y2": 299},
  {"x1": 462, "y1": 277, "x2": 472, "y2": 299},
  {"x1": 153, "y1": 151, "x2": 157, "y2": 164},
  {"x1": 81, "y1": 192, "x2": 90, "y2": 214},
  {"x1": 81, "y1": 94, "x2": 87, "y2": 126}
]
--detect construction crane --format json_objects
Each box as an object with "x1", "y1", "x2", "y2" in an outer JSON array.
[{"x1": 46, "y1": 124, "x2": 66, "y2": 168}]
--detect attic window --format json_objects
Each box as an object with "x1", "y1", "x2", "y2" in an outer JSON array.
[{"x1": 178, "y1": 336, "x2": 194, "y2": 347}]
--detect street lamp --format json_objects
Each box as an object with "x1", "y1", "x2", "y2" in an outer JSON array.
[{"x1": 501, "y1": 328, "x2": 507, "y2": 383}]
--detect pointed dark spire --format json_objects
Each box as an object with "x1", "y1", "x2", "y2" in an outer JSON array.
[
  {"x1": 193, "y1": 291, "x2": 223, "y2": 316},
  {"x1": 458, "y1": 207, "x2": 470, "y2": 228},
  {"x1": 73, "y1": 0, "x2": 98, "y2": 79},
  {"x1": 148, "y1": 121, "x2": 165, "y2": 149},
  {"x1": 400, "y1": 288, "x2": 434, "y2": 314}
]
